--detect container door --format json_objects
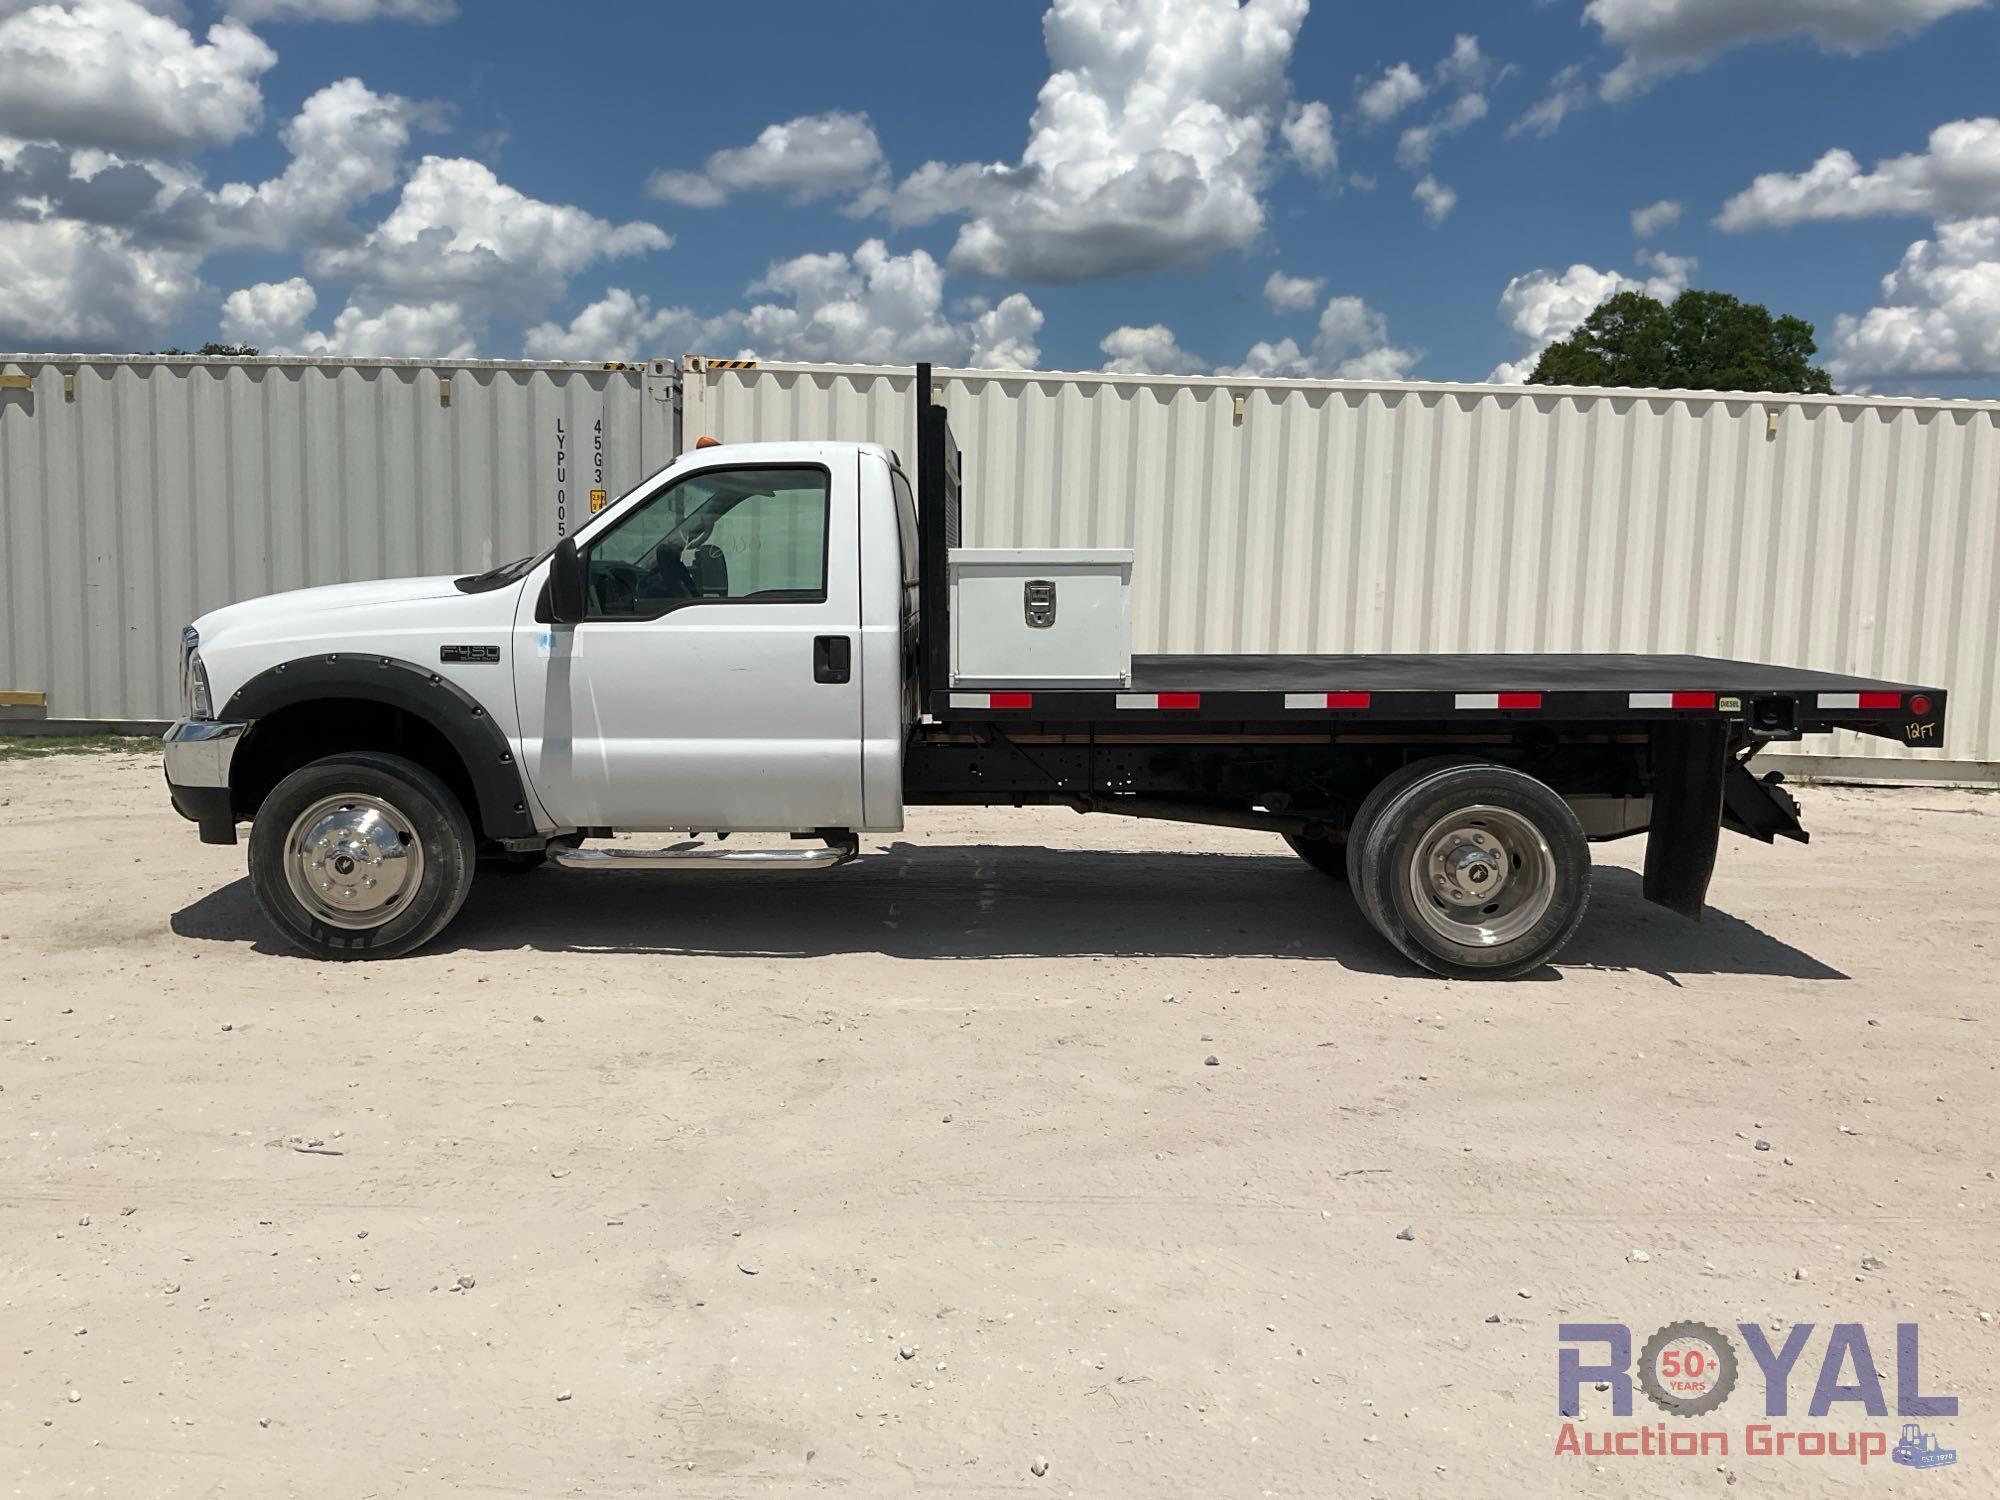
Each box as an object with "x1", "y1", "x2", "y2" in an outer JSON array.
[{"x1": 511, "y1": 458, "x2": 863, "y2": 832}]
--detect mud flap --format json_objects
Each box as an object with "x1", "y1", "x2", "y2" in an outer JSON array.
[{"x1": 1643, "y1": 722, "x2": 1727, "y2": 920}]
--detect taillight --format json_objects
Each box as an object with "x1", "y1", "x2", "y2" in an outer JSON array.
[{"x1": 1911, "y1": 694, "x2": 1932, "y2": 717}]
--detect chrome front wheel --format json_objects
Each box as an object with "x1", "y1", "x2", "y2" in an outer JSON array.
[
  {"x1": 283, "y1": 793, "x2": 425, "y2": 930},
  {"x1": 249, "y1": 752, "x2": 475, "y2": 960}
]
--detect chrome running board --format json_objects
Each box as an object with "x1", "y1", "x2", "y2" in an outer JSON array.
[{"x1": 549, "y1": 834, "x2": 858, "y2": 873}]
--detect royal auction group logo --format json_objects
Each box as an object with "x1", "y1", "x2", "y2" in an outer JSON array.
[
  {"x1": 1637, "y1": 1321, "x2": 1739, "y2": 1416},
  {"x1": 1556, "y1": 1321, "x2": 1959, "y2": 1469}
]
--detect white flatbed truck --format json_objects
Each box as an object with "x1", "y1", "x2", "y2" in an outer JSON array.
[{"x1": 164, "y1": 366, "x2": 1947, "y2": 976}]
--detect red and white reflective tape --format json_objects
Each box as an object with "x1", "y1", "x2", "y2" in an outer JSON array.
[
  {"x1": 1284, "y1": 691, "x2": 1372, "y2": 710},
  {"x1": 1629, "y1": 691, "x2": 1717, "y2": 710},
  {"x1": 947, "y1": 691, "x2": 1034, "y2": 709},
  {"x1": 1454, "y1": 692, "x2": 1543, "y2": 710},
  {"x1": 1817, "y1": 691, "x2": 1902, "y2": 710},
  {"x1": 1114, "y1": 692, "x2": 1202, "y2": 710}
]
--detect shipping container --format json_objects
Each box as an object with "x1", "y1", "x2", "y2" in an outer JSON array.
[
  {"x1": 4, "y1": 351, "x2": 1996, "y2": 786},
  {"x1": 0, "y1": 355, "x2": 676, "y2": 726},
  {"x1": 683, "y1": 359, "x2": 2000, "y2": 786}
]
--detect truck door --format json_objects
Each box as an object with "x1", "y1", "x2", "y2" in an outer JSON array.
[{"x1": 511, "y1": 456, "x2": 863, "y2": 832}]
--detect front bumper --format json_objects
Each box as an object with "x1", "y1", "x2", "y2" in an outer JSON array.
[{"x1": 163, "y1": 719, "x2": 249, "y2": 845}]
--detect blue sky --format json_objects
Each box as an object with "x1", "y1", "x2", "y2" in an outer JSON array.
[{"x1": 4, "y1": 0, "x2": 1998, "y2": 393}]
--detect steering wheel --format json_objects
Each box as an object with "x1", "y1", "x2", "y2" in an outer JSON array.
[
  {"x1": 639, "y1": 540, "x2": 698, "y2": 601},
  {"x1": 588, "y1": 560, "x2": 639, "y2": 615}
]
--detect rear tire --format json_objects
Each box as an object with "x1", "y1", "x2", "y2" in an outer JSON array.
[
  {"x1": 1282, "y1": 832, "x2": 1348, "y2": 881},
  {"x1": 248, "y1": 752, "x2": 475, "y2": 960},
  {"x1": 1350, "y1": 761, "x2": 1590, "y2": 979},
  {"x1": 1344, "y1": 756, "x2": 1479, "y2": 935}
]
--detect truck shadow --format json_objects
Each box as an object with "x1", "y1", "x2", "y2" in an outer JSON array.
[{"x1": 171, "y1": 844, "x2": 1845, "y2": 981}]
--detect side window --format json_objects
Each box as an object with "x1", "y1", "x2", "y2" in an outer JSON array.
[
  {"x1": 583, "y1": 466, "x2": 829, "y2": 618},
  {"x1": 890, "y1": 469, "x2": 920, "y2": 594}
]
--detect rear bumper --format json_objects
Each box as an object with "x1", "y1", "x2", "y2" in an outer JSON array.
[{"x1": 163, "y1": 719, "x2": 249, "y2": 845}]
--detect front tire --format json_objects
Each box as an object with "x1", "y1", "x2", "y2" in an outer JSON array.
[
  {"x1": 248, "y1": 752, "x2": 475, "y2": 960},
  {"x1": 1350, "y1": 761, "x2": 1590, "y2": 979}
]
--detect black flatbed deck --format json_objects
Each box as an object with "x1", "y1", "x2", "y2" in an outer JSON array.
[{"x1": 933, "y1": 651, "x2": 1944, "y2": 743}]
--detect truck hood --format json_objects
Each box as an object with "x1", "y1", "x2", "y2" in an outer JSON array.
[
  {"x1": 194, "y1": 574, "x2": 469, "y2": 641},
  {"x1": 189, "y1": 570, "x2": 531, "y2": 716}
]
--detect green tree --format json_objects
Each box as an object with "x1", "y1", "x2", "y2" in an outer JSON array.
[
  {"x1": 1528, "y1": 289, "x2": 1834, "y2": 395},
  {"x1": 148, "y1": 343, "x2": 261, "y2": 357}
]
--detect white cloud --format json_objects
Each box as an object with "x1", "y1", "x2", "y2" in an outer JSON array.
[
  {"x1": 0, "y1": 78, "x2": 418, "y2": 249},
  {"x1": 1831, "y1": 216, "x2": 2000, "y2": 381},
  {"x1": 1510, "y1": 64, "x2": 1590, "y2": 138},
  {"x1": 1220, "y1": 293, "x2": 1419, "y2": 380},
  {"x1": 868, "y1": 0, "x2": 1315, "y2": 283},
  {"x1": 1281, "y1": 100, "x2": 1337, "y2": 178},
  {"x1": 1437, "y1": 33, "x2": 1492, "y2": 88},
  {"x1": 218, "y1": 275, "x2": 315, "y2": 345},
  {"x1": 521, "y1": 288, "x2": 740, "y2": 362},
  {"x1": 0, "y1": 215, "x2": 201, "y2": 346},
  {"x1": 1263, "y1": 268, "x2": 1323, "y2": 311},
  {"x1": 646, "y1": 111, "x2": 884, "y2": 208},
  {"x1": 968, "y1": 292, "x2": 1045, "y2": 369},
  {"x1": 1631, "y1": 198, "x2": 1684, "y2": 237},
  {"x1": 0, "y1": 0, "x2": 275, "y2": 153},
  {"x1": 224, "y1": 0, "x2": 454, "y2": 20},
  {"x1": 1412, "y1": 175, "x2": 1457, "y2": 224},
  {"x1": 295, "y1": 299, "x2": 476, "y2": 358},
  {"x1": 174, "y1": 78, "x2": 422, "y2": 249},
  {"x1": 309, "y1": 155, "x2": 669, "y2": 318},
  {"x1": 526, "y1": 247, "x2": 1046, "y2": 369},
  {"x1": 1313, "y1": 296, "x2": 1416, "y2": 376},
  {"x1": 1587, "y1": 0, "x2": 1988, "y2": 101},
  {"x1": 217, "y1": 272, "x2": 475, "y2": 356},
  {"x1": 1638, "y1": 248, "x2": 1698, "y2": 288},
  {"x1": 736, "y1": 238, "x2": 1044, "y2": 367},
  {"x1": 0, "y1": 78, "x2": 426, "y2": 348},
  {"x1": 1717, "y1": 117, "x2": 2000, "y2": 230},
  {"x1": 1397, "y1": 92, "x2": 1486, "y2": 171},
  {"x1": 1355, "y1": 61, "x2": 1425, "y2": 126},
  {"x1": 1100, "y1": 323, "x2": 1207, "y2": 375},
  {"x1": 1488, "y1": 251, "x2": 1696, "y2": 382}
]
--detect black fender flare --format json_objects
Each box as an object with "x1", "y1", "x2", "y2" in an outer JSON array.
[{"x1": 222, "y1": 654, "x2": 539, "y2": 840}]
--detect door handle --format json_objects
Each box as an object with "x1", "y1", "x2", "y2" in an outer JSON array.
[{"x1": 813, "y1": 635, "x2": 852, "y2": 684}]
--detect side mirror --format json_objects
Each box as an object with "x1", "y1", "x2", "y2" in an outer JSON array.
[{"x1": 547, "y1": 536, "x2": 586, "y2": 624}]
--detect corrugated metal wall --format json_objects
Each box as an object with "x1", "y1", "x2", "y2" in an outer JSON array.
[
  {"x1": 0, "y1": 356, "x2": 676, "y2": 722},
  {"x1": 684, "y1": 361, "x2": 2000, "y2": 784},
  {"x1": 5, "y1": 353, "x2": 1996, "y2": 784}
]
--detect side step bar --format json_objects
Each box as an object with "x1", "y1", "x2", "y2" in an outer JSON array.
[{"x1": 549, "y1": 833, "x2": 859, "y2": 872}]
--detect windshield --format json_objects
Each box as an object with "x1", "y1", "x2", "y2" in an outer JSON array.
[{"x1": 453, "y1": 456, "x2": 694, "y2": 594}]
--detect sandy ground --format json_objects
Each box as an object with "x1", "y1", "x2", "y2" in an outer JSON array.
[{"x1": 1, "y1": 749, "x2": 1995, "y2": 1499}]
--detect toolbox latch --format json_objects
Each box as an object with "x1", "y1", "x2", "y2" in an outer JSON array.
[{"x1": 1023, "y1": 579, "x2": 1057, "y2": 629}]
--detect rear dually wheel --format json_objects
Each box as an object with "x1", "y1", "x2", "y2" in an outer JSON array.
[
  {"x1": 1350, "y1": 761, "x2": 1590, "y2": 979},
  {"x1": 1282, "y1": 830, "x2": 1348, "y2": 881}
]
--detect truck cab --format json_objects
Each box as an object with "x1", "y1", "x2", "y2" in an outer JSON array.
[
  {"x1": 166, "y1": 438, "x2": 917, "y2": 955},
  {"x1": 501, "y1": 441, "x2": 912, "y2": 835}
]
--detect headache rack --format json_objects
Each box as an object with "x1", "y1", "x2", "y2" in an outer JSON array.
[{"x1": 915, "y1": 362, "x2": 963, "y2": 703}]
